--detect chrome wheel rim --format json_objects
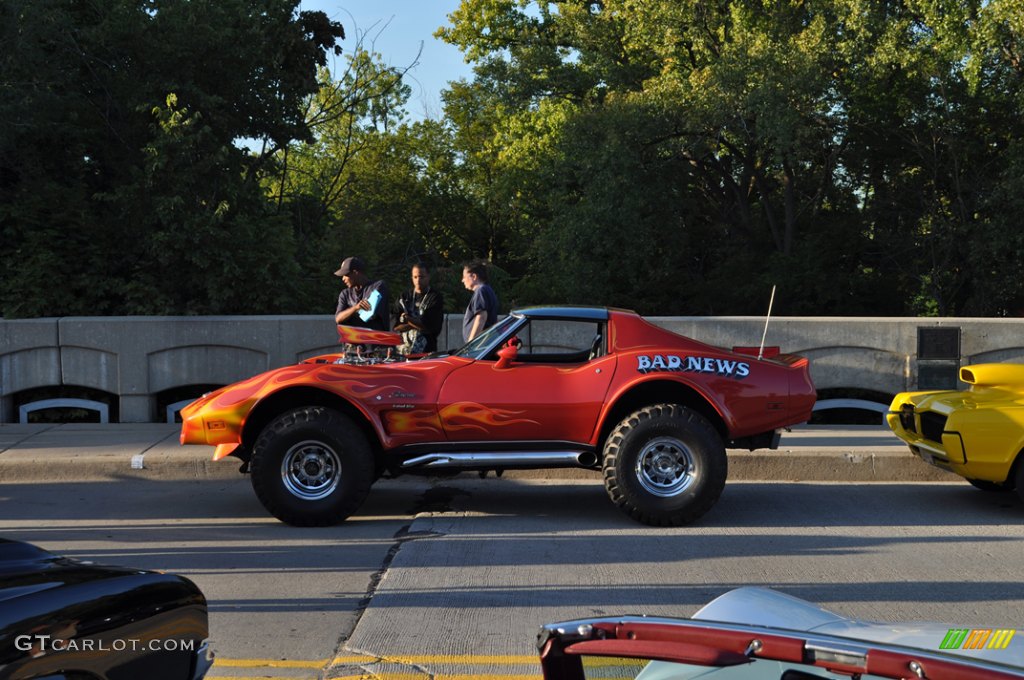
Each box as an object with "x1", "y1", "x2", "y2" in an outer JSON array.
[
  {"x1": 635, "y1": 436, "x2": 695, "y2": 497},
  {"x1": 281, "y1": 440, "x2": 342, "y2": 501}
]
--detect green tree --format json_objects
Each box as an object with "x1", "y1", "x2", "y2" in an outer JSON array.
[
  {"x1": 263, "y1": 46, "x2": 424, "y2": 311},
  {"x1": 264, "y1": 35, "x2": 499, "y2": 314},
  {"x1": 0, "y1": 0, "x2": 343, "y2": 316},
  {"x1": 436, "y1": 0, "x2": 1024, "y2": 315}
]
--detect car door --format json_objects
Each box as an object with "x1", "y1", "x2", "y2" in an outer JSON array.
[{"x1": 437, "y1": 319, "x2": 616, "y2": 443}]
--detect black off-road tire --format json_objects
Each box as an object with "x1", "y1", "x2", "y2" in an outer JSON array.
[
  {"x1": 250, "y1": 407, "x2": 374, "y2": 526},
  {"x1": 603, "y1": 404, "x2": 727, "y2": 526}
]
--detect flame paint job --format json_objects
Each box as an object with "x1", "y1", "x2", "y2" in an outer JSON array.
[
  {"x1": 180, "y1": 308, "x2": 816, "y2": 460},
  {"x1": 439, "y1": 402, "x2": 540, "y2": 433},
  {"x1": 336, "y1": 325, "x2": 402, "y2": 346},
  {"x1": 382, "y1": 409, "x2": 444, "y2": 437}
]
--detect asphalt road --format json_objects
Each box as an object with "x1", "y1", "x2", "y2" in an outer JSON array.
[{"x1": 1, "y1": 474, "x2": 1022, "y2": 680}]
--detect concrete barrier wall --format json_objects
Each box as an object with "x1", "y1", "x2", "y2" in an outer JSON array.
[
  {"x1": 2, "y1": 314, "x2": 1023, "y2": 422},
  {"x1": 653, "y1": 316, "x2": 1024, "y2": 395}
]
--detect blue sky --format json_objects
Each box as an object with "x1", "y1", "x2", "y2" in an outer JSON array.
[{"x1": 300, "y1": 0, "x2": 474, "y2": 120}]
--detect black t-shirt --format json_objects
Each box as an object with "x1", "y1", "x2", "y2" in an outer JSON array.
[{"x1": 394, "y1": 287, "x2": 444, "y2": 352}]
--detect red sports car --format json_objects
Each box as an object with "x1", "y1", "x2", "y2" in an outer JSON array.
[{"x1": 180, "y1": 307, "x2": 815, "y2": 526}]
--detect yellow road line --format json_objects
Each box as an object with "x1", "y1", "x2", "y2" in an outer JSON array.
[
  {"x1": 353, "y1": 675, "x2": 545, "y2": 680},
  {"x1": 207, "y1": 677, "x2": 319, "y2": 680},
  {"x1": 214, "y1": 654, "x2": 543, "y2": 667},
  {"x1": 213, "y1": 658, "x2": 326, "y2": 668},
  {"x1": 208, "y1": 676, "x2": 547, "y2": 680},
  {"x1": 340, "y1": 654, "x2": 542, "y2": 664},
  {"x1": 210, "y1": 654, "x2": 641, "y2": 679}
]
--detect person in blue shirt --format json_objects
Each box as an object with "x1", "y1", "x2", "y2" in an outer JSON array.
[{"x1": 461, "y1": 261, "x2": 498, "y2": 342}]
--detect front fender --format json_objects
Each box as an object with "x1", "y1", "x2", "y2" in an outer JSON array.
[
  {"x1": 179, "y1": 387, "x2": 252, "y2": 448},
  {"x1": 179, "y1": 364, "x2": 368, "y2": 455}
]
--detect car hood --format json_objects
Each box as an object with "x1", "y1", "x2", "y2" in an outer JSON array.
[
  {"x1": 0, "y1": 539, "x2": 209, "y2": 654},
  {"x1": 901, "y1": 388, "x2": 1021, "y2": 414},
  {"x1": 0, "y1": 539, "x2": 142, "y2": 604},
  {"x1": 182, "y1": 356, "x2": 456, "y2": 416},
  {"x1": 693, "y1": 587, "x2": 1024, "y2": 667}
]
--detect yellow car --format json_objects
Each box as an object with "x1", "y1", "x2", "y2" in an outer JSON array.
[{"x1": 887, "y1": 363, "x2": 1024, "y2": 500}]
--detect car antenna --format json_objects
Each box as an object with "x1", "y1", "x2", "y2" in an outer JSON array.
[{"x1": 757, "y1": 285, "x2": 777, "y2": 361}]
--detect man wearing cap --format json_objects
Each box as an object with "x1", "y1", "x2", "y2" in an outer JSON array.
[{"x1": 334, "y1": 256, "x2": 390, "y2": 332}]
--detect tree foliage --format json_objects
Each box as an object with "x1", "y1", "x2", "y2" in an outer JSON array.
[
  {"x1": 0, "y1": 0, "x2": 343, "y2": 316},
  {"x1": 433, "y1": 0, "x2": 1024, "y2": 316},
  {"x1": 5, "y1": 0, "x2": 1024, "y2": 319}
]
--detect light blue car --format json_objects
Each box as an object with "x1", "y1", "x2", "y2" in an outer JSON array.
[{"x1": 538, "y1": 587, "x2": 1023, "y2": 680}]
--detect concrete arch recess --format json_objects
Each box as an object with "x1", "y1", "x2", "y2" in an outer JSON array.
[
  {"x1": 1, "y1": 347, "x2": 62, "y2": 394},
  {"x1": 60, "y1": 346, "x2": 119, "y2": 394},
  {"x1": 801, "y1": 346, "x2": 908, "y2": 394},
  {"x1": 19, "y1": 398, "x2": 110, "y2": 424},
  {"x1": 147, "y1": 345, "x2": 269, "y2": 394}
]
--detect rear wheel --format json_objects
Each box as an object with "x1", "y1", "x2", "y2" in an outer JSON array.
[
  {"x1": 250, "y1": 407, "x2": 374, "y2": 526},
  {"x1": 603, "y1": 404, "x2": 727, "y2": 526}
]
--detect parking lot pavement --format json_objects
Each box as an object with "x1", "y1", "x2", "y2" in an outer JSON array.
[{"x1": 0, "y1": 422, "x2": 955, "y2": 484}]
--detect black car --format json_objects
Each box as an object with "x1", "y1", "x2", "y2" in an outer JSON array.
[{"x1": 0, "y1": 539, "x2": 212, "y2": 680}]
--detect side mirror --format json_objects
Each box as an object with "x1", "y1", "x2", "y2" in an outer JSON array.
[{"x1": 495, "y1": 341, "x2": 519, "y2": 369}]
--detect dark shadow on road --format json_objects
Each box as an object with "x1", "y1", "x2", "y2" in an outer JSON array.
[
  {"x1": 1, "y1": 476, "x2": 1022, "y2": 621},
  {"x1": 1, "y1": 476, "x2": 1019, "y2": 530},
  {"x1": 360, "y1": 579, "x2": 1024, "y2": 610},
  {"x1": 425, "y1": 477, "x2": 1023, "y2": 530}
]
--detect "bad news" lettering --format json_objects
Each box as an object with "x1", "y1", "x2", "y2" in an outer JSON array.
[{"x1": 637, "y1": 355, "x2": 750, "y2": 378}]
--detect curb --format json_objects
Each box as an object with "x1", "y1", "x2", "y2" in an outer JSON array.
[
  {"x1": 0, "y1": 423, "x2": 958, "y2": 485},
  {"x1": 498, "y1": 448, "x2": 957, "y2": 483},
  {"x1": 0, "y1": 447, "x2": 957, "y2": 484},
  {"x1": 0, "y1": 451, "x2": 242, "y2": 483}
]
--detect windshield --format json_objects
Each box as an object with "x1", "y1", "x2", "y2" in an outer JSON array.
[{"x1": 452, "y1": 314, "x2": 521, "y2": 358}]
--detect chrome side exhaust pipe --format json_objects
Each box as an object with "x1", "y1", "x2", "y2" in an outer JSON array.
[{"x1": 402, "y1": 451, "x2": 597, "y2": 469}]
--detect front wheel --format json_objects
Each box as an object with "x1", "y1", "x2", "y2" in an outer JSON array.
[
  {"x1": 603, "y1": 404, "x2": 726, "y2": 526},
  {"x1": 250, "y1": 407, "x2": 374, "y2": 526}
]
